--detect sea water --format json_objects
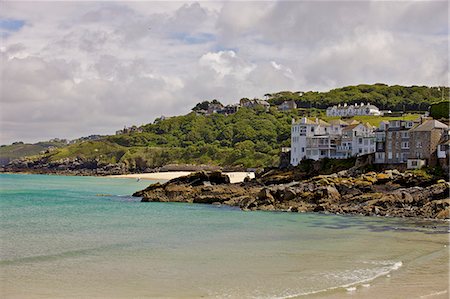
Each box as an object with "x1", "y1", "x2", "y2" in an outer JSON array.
[{"x1": 0, "y1": 174, "x2": 448, "y2": 299}]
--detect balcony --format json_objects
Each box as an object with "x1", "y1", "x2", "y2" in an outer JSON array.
[{"x1": 336, "y1": 145, "x2": 352, "y2": 151}]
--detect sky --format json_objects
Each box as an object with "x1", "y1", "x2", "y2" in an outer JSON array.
[{"x1": 0, "y1": 1, "x2": 448, "y2": 144}]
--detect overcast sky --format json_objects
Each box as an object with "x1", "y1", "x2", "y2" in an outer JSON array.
[{"x1": 0, "y1": 1, "x2": 448, "y2": 144}]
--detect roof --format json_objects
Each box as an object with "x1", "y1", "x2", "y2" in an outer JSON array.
[
  {"x1": 342, "y1": 124, "x2": 360, "y2": 131},
  {"x1": 294, "y1": 118, "x2": 316, "y2": 125},
  {"x1": 348, "y1": 120, "x2": 360, "y2": 125},
  {"x1": 317, "y1": 119, "x2": 331, "y2": 126},
  {"x1": 409, "y1": 120, "x2": 449, "y2": 132},
  {"x1": 328, "y1": 119, "x2": 349, "y2": 126}
]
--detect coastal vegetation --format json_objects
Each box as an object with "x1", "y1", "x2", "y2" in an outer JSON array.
[
  {"x1": 430, "y1": 100, "x2": 450, "y2": 119},
  {"x1": 266, "y1": 84, "x2": 448, "y2": 112},
  {"x1": 0, "y1": 139, "x2": 67, "y2": 166},
  {"x1": 1, "y1": 84, "x2": 446, "y2": 171}
]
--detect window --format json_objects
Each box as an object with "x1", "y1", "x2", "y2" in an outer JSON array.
[
  {"x1": 301, "y1": 147, "x2": 305, "y2": 153},
  {"x1": 359, "y1": 138, "x2": 363, "y2": 144},
  {"x1": 387, "y1": 132, "x2": 392, "y2": 138},
  {"x1": 401, "y1": 153, "x2": 408, "y2": 162},
  {"x1": 359, "y1": 148, "x2": 363, "y2": 154},
  {"x1": 412, "y1": 160, "x2": 418, "y2": 166},
  {"x1": 388, "y1": 152, "x2": 393, "y2": 159}
]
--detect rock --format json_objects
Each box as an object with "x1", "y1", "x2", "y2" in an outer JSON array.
[
  {"x1": 132, "y1": 169, "x2": 450, "y2": 219},
  {"x1": 283, "y1": 188, "x2": 297, "y2": 201},
  {"x1": 257, "y1": 188, "x2": 275, "y2": 205},
  {"x1": 376, "y1": 173, "x2": 392, "y2": 183},
  {"x1": 436, "y1": 208, "x2": 450, "y2": 219}
]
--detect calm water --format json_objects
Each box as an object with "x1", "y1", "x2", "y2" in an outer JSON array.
[{"x1": 0, "y1": 173, "x2": 448, "y2": 299}]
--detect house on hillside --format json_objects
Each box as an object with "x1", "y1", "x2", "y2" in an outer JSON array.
[
  {"x1": 326, "y1": 103, "x2": 381, "y2": 117},
  {"x1": 278, "y1": 100, "x2": 297, "y2": 111},
  {"x1": 207, "y1": 102, "x2": 224, "y2": 115},
  {"x1": 240, "y1": 98, "x2": 270, "y2": 111},
  {"x1": 290, "y1": 117, "x2": 375, "y2": 165},
  {"x1": 116, "y1": 125, "x2": 143, "y2": 135},
  {"x1": 338, "y1": 123, "x2": 376, "y2": 158},
  {"x1": 407, "y1": 120, "x2": 449, "y2": 169},
  {"x1": 373, "y1": 118, "x2": 449, "y2": 169},
  {"x1": 374, "y1": 119, "x2": 418, "y2": 165},
  {"x1": 218, "y1": 104, "x2": 240, "y2": 115}
]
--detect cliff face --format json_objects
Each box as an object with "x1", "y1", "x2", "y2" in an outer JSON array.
[{"x1": 133, "y1": 170, "x2": 450, "y2": 219}]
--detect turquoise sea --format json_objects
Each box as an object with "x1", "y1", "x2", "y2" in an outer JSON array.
[{"x1": 1, "y1": 173, "x2": 448, "y2": 299}]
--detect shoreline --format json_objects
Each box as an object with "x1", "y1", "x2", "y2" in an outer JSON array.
[
  {"x1": 108, "y1": 171, "x2": 255, "y2": 183},
  {"x1": 133, "y1": 169, "x2": 450, "y2": 220}
]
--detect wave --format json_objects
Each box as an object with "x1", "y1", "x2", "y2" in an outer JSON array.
[{"x1": 276, "y1": 261, "x2": 403, "y2": 299}]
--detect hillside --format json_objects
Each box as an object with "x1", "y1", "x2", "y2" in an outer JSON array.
[
  {"x1": 0, "y1": 140, "x2": 67, "y2": 166},
  {"x1": 1, "y1": 84, "x2": 444, "y2": 172},
  {"x1": 267, "y1": 84, "x2": 448, "y2": 112}
]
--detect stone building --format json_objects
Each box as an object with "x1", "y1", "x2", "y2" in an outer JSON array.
[
  {"x1": 374, "y1": 118, "x2": 449, "y2": 169},
  {"x1": 374, "y1": 119, "x2": 417, "y2": 164},
  {"x1": 407, "y1": 120, "x2": 449, "y2": 169}
]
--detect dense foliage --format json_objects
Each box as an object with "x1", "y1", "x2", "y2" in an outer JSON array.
[
  {"x1": 3, "y1": 84, "x2": 447, "y2": 170},
  {"x1": 430, "y1": 100, "x2": 450, "y2": 119},
  {"x1": 104, "y1": 107, "x2": 300, "y2": 168},
  {"x1": 267, "y1": 84, "x2": 449, "y2": 112}
]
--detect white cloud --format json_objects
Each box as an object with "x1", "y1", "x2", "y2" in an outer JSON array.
[{"x1": 0, "y1": 1, "x2": 448, "y2": 144}]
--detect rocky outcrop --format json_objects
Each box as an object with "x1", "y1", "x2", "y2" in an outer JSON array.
[
  {"x1": 134, "y1": 170, "x2": 450, "y2": 219},
  {"x1": 1, "y1": 157, "x2": 128, "y2": 176}
]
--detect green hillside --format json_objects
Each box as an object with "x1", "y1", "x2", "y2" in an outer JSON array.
[
  {"x1": 267, "y1": 84, "x2": 448, "y2": 111},
  {"x1": 0, "y1": 140, "x2": 67, "y2": 166},
  {"x1": 2, "y1": 84, "x2": 443, "y2": 170}
]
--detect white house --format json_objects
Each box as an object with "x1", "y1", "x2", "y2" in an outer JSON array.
[
  {"x1": 326, "y1": 103, "x2": 381, "y2": 117},
  {"x1": 339, "y1": 123, "x2": 376, "y2": 157},
  {"x1": 290, "y1": 118, "x2": 375, "y2": 165}
]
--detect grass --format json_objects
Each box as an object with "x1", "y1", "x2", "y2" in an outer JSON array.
[
  {"x1": 47, "y1": 140, "x2": 127, "y2": 164},
  {"x1": 322, "y1": 113, "x2": 421, "y2": 127},
  {"x1": 0, "y1": 141, "x2": 67, "y2": 165}
]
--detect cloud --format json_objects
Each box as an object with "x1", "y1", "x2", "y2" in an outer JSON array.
[{"x1": 0, "y1": 1, "x2": 448, "y2": 144}]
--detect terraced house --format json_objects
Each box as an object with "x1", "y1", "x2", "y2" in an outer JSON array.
[
  {"x1": 374, "y1": 118, "x2": 449, "y2": 169},
  {"x1": 290, "y1": 118, "x2": 375, "y2": 166},
  {"x1": 326, "y1": 102, "x2": 381, "y2": 117}
]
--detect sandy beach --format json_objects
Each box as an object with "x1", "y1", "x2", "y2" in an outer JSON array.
[{"x1": 108, "y1": 171, "x2": 255, "y2": 183}]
